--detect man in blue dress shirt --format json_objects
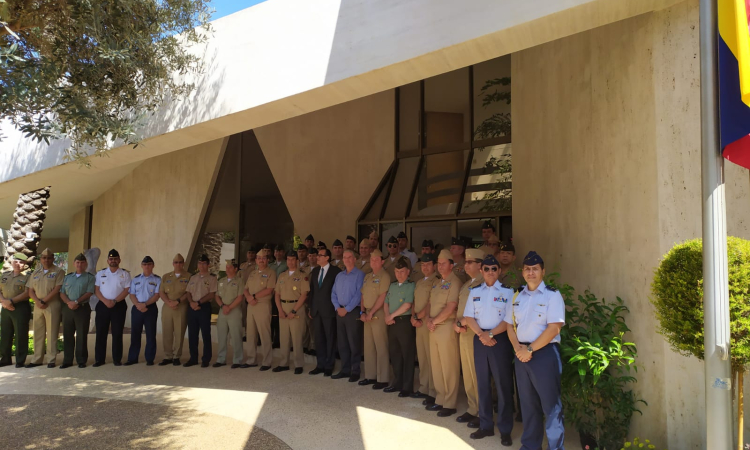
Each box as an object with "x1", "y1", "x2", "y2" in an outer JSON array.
[
  {"x1": 505, "y1": 251, "x2": 566, "y2": 450},
  {"x1": 331, "y1": 250, "x2": 365, "y2": 382},
  {"x1": 461, "y1": 254, "x2": 515, "y2": 446},
  {"x1": 125, "y1": 256, "x2": 161, "y2": 366}
]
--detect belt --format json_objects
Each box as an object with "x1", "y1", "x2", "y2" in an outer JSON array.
[
  {"x1": 519, "y1": 342, "x2": 530, "y2": 345},
  {"x1": 394, "y1": 315, "x2": 410, "y2": 321},
  {"x1": 281, "y1": 299, "x2": 297, "y2": 303}
]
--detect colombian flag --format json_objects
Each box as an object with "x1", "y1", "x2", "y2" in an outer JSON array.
[{"x1": 719, "y1": 0, "x2": 750, "y2": 169}]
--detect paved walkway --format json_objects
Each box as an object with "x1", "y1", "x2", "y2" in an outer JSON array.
[{"x1": 0, "y1": 334, "x2": 581, "y2": 449}]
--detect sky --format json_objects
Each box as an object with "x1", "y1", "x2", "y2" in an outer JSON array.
[{"x1": 210, "y1": 0, "x2": 269, "y2": 20}]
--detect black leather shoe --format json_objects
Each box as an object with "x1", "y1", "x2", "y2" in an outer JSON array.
[
  {"x1": 324, "y1": 370, "x2": 332, "y2": 377},
  {"x1": 0, "y1": 361, "x2": 10, "y2": 367},
  {"x1": 212, "y1": 362, "x2": 226, "y2": 368},
  {"x1": 123, "y1": 361, "x2": 137, "y2": 366},
  {"x1": 295, "y1": 367, "x2": 304, "y2": 375},
  {"x1": 383, "y1": 386, "x2": 398, "y2": 393},
  {"x1": 59, "y1": 363, "x2": 72, "y2": 369},
  {"x1": 467, "y1": 418, "x2": 480, "y2": 429},
  {"x1": 470, "y1": 429, "x2": 495, "y2": 440},
  {"x1": 331, "y1": 371, "x2": 350, "y2": 379},
  {"x1": 158, "y1": 359, "x2": 172, "y2": 366},
  {"x1": 200, "y1": 362, "x2": 209, "y2": 368},
  {"x1": 437, "y1": 408, "x2": 457, "y2": 417},
  {"x1": 47, "y1": 363, "x2": 55, "y2": 368},
  {"x1": 272, "y1": 366, "x2": 289, "y2": 373},
  {"x1": 398, "y1": 391, "x2": 412, "y2": 398},
  {"x1": 25, "y1": 363, "x2": 42, "y2": 368},
  {"x1": 358, "y1": 378, "x2": 375, "y2": 386},
  {"x1": 411, "y1": 391, "x2": 427, "y2": 398},
  {"x1": 183, "y1": 360, "x2": 198, "y2": 367},
  {"x1": 500, "y1": 433, "x2": 512, "y2": 446},
  {"x1": 242, "y1": 363, "x2": 258, "y2": 368},
  {"x1": 146, "y1": 361, "x2": 154, "y2": 366},
  {"x1": 309, "y1": 367, "x2": 325, "y2": 375},
  {"x1": 113, "y1": 361, "x2": 122, "y2": 366},
  {"x1": 15, "y1": 364, "x2": 24, "y2": 368},
  {"x1": 259, "y1": 365, "x2": 271, "y2": 371},
  {"x1": 422, "y1": 396, "x2": 436, "y2": 406},
  {"x1": 172, "y1": 359, "x2": 180, "y2": 366},
  {"x1": 92, "y1": 362, "x2": 105, "y2": 367},
  {"x1": 78, "y1": 363, "x2": 86, "y2": 368},
  {"x1": 231, "y1": 364, "x2": 241, "y2": 369},
  {"x1": 373, "y1": 382, "x2": 388, "y2": 390},
  {"x1": 425, "y1": 403, "x2": 443, "y2": 411},
  {"x1": 348, "y1": 374, "x2": 360, "y2": 382},
  {"x1": 309, "y1": 349, "x2": 317, "y2": 356},
  {"x1": 456, "y1": 412, "x2": 476, "y2": 423}
]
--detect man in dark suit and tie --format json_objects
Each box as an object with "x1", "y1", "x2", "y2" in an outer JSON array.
[{"x1": 307, "y1": 248, "x2": 342, "y2": 376}]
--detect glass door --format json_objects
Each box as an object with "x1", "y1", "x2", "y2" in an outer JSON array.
[{"x1": 407, "y1": 221, "x2": 456, "y2": 255}]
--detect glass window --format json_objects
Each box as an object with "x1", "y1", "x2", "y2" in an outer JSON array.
[
  {"x1": 409, "y1": 151, "x2": 468, "y2": 217},
  {"x1": 457, "y1": 219, "x2": 493, "y2": 249},
  {"x1": 409, "y1": 221, "x2": 455, "y2": 257},
  {"x1": 358, "y1": 224, "x2": 378, "y2": 248},
  {"x1": 499, "y1": 217, "x2": 513, "y2": 242},
  {"x1": 424, "y1": 68, "x2": 470, "y2": 146},
  {"x1": 363, "y1": 172, "x2": 390, "y2": 221},
  {"x1": 399, "y1": 82, "x2": 421, "y2": 152},
  {"x1": 473, "y1": 56, "x2": 511, "y2": 141},
  {"x1": 383, "y1": 158, "x2": 420, "y2": 220},
  {"x1": 461, "y1": 144, "x2": 511, "y2": 214}
]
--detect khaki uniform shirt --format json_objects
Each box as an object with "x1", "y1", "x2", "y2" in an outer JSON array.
[
  {"x1": 61, "y1": 272, "x2": 95, "y2": 303},
  {"x1": 245, "y1": 266, "x2": 277, "y2": 302},
  {"x1": 160, "y1": 271, "x2": 192, "y2": 301},
  {"x1": 361, "y1": 270, "x2": 390, "y2": 311},
  {"x1": 429, "y1": 272, "x2": 461, "y2": 321},
  {"x1": 478, "y1": 245, "x2": 494, "y2": 256},
  {"x1": 409, "y1": 261, "x2": 424, "y2": 282},
  {"x1": 499, "y1": 266, "x2": 523, "y2": 290},
  {"x1": 414, "y1": 274, "x2": 438, "y2": 315},
  {"x1": 239, "y1": 261, "x2": 257, "y2": 284},
  {"x1": 332, "y1": 258, "x2": 346, "y2": 271},
  {"x1": 357, "y1": 258, "x2": 372, "y2": 274},
  {"x1": 0, "y1": 271, "x2": 29, "y2": 300},
  {"x1": 277, "y1": 270, "x2": 310, "y2": 301},
  {"x1": 186, "y1": 273, "x2": 218, "y2": 301},
  {"x1": 26, "y1": 265, "x2": 65, "y2": 302},
  {"x1": 456, "y1": 276, "x2": 484, "y2": 321},
  {"x1": 452, "y1": 259, "x2": 469, "y2": 284},
  {"x1": 383, "y1": 255, "x2": 411, "y2": 281},
  {"x1": 217, "y1": 276, "x2": 244, "y2": 304}
]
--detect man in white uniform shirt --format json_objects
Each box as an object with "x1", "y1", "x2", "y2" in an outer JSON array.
[{"x1": 93, "y1": 249, "x2": 131, "y2": 367}]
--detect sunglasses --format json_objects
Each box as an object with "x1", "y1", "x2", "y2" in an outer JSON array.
[
  {"x1": 387, "y1": 244, "x2": 398, "y2": 248},
  {"x1": 482, "y1": 266, "x2": 499, "y2": 272}
]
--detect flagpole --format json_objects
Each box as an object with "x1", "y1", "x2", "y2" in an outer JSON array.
[{"x1": 700, "y1": 0, "x2": 734, "y2": 448}]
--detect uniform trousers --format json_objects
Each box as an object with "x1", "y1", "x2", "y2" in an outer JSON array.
[
  {"x1": 459, "y1": 329, "x2": 479, "y2": 416},
  {"x1": 313, "y1": 314, "x2": 336, "y2": 370},
  {"x1": 336, "y1": 309, "x2": 363, "y2": 375},
  {"x1": 415, "y1": 324, "x2": 435, "y2": 397},
  {"x1": 217, "y1": 306, "x2": 243, "y2": 364},
  {"x1": 95, "y1": 300, "x2": 127, "y2": 364},
  {"x1": 161, "y1": 301, "x2": 188, "y2": 360},
  {"x1": 303, "y1": 308, "x2": 315, "y2": 350},
  {"x1": 128, "y1": 303, "x2": 158, "y2": 363},
  {"x1": 245, "y1": 300, "x2": 272, "y2": 366},
  {"x1": 387, "y1": 316, "x2": 415, "y2": 391},
  {"x1": 474, "y1": 332, "x2": 514, "y2": 433},
  {"x1": 429, "y1": 323, "x2": 460, "y2": 408},
  {"x1": 0, "y1": 301, "x2": 30, "y2": 365},
  {"x1": 187, "y1": 302, "x2": 212, "y2": 364},
  {"x1": 279, "y1": 301, "x2": 306, "y2": 368},
  {"x1": 31, "y1": 299, "x2": 61, "y2": 364},
  {"x1": 364, "y1": 313, "x2": 389, "y2": 382},
  {"x1": 516, "y1": 343, "x2": 564, "y2": 450},
  {"x1": 61, "y1": 304, "x2": 91, "y2": 365}
]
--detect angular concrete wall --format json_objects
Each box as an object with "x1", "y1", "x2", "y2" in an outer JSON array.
[{"x1": 512, "y1": 0, "x2": 750, "y2": 446}]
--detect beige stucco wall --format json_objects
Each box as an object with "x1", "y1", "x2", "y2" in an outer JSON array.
[
  {"x1": 66, "y1": 208, "x2": 87, "y2": 269},
  {"x1": 513, "y1": 0, "x2": 750, "y2": 446},
  {"x1": 254, "y1": 91, "x2": 394, "y2": 245}
]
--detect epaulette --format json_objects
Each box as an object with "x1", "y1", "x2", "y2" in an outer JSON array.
[
  {"x1": 66, "y1": 272, "x2": 73, "y2": 276},
  {"x1": 122, "y1": 268, "x2": 130, "y2": 273},
  {"x1": 469, "y1": 284, "x2": 482, "y2": 290},
  {"x1": 546, "y1": 285, "x2": 558, "y2": 292},
  {"x1": 153, "y1": 274, "x2": 161, "y2": 279},
  {"x1": 134, "y1": 274, "x2": 142, "y2": 278},
  {"x1": 499, "y1": 283, "x2": 512, "y2": 290}
]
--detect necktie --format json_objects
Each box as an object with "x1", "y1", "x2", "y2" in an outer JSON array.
[{"x1": 319, "y1": 268, "x2": 324, "y2": 287}]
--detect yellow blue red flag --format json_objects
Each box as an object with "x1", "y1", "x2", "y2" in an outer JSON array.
[{"x1": 719, "y1": 0, "x2": 750, "y2": 169}]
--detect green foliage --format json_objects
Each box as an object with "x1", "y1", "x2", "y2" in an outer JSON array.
[
  {"x1": 621, "y1": 437, "x2": 664, "y2": 450},
  {"x1": 546, "y1": 274, "x2": 644, "y2": 450},
  {"x1": 0, "y1": 0, "x2": 212, "y2": 162},
  {"x1": 7, "y1": 330, "x2": 64, "y2": 356},
  {"x1": 651, "y1": 237, "x2": 750, "y2": 370}
]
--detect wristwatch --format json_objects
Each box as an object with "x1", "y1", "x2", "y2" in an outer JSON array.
[
  {"x1": 456, "y1": 320, "x2": 462, "y2": 327},
  {"x1": 38, "y1": 299, "x2": 46, "y2": 305},
  {"x1": 488, "y1": 332, "x2": 494, "y2": 339},
  {"x1": 291, "y1": 309, "x2": 297, "y2": 315},
  {"x1": 252, "y1": 293, "x2": 256, "y2": 300},
  {"x1": 527, "y1": 344, "x2": 534, "y2": 354},
  {"x1": 359, "y1": 310, "x2": 365, "y2": 316}
]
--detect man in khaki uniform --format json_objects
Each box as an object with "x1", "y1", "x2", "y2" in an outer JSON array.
[
  {"x1": 242, "y1": 250, "x2": 276, "y2": 370},
  {"x1": 297, "y1": 244, "x2": 310, "y2": 272},
  {"x1": 214, "y1": 259, "x2": 245, "y2": 368},
  {"x1": 384, "y1": 236, "x2": 411, "y2": 280},
  {"x1": 345, "y1": 235, "x2": 360, "y2": 259},
  {"x1": 477, "y1": 221, "x2": 497, "y2": 255},
  {"x1": 358, "y1": 249, "x2": 390, "y2": 389},
  {"x1": 159, "y1": 254, "x2": 191, "y2": 366},
  {"x1": 368, "y1": 230, "x2": 379, "y2": 251},
  {"x1": 304, "y1": 234, "x2": 315, "y2": 250},
  {"x1": 185, "y1": 254, "x2": 217, "y2": 368},
  {"x1": 274, "y1": 250, "x2": 309, "y2": 374},
  {"x1": 450, "y1": 237, "x2": 470, "y2": 284},
  {"x1": 239, "y1": 249, "x2": 258, "y2": 281},
  {"x1": 27, "y1": 248, "x2": 65, "y2": 368},
  {"x1": 454, "y1": 248, "x2": 486, "y2": 428},
  {"x1": 303, "y1": 247, "x2": 318, "y2": 354},
  {"x1": 331, "y1": 239, "x2": 346, "y2": 271},
  {"x1": 357, "y1": 240, "x2": 372, "y2": 274},
  {"x1": 410, "y1": 240, "x2": 435, "y2": 282},
  {"x1": 0, "y1": 254, "x2": 31, "y2": 368},
  {"x1": 272, "y1": 245, "x2": 288, "y2": 276},
  {"x1": 411, "y1": 252, "x2": 439, "y2": 403},
  {"x1": 498, "y1": 241, "x2": 523, "y2": 290},
  {"x1": 425, "y1": 249, "x2": 461, "y2": 417}
]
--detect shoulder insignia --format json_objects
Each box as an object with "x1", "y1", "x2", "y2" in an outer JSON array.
[
  {"x1": 135, "y1": 274, "x2": 142, "y2": 278},
  {"x1": 469, "y1": 284, "x2": 482, "y2": 290},
  {"x1": 500, "y1": 283, "x2": 512, "y2": 290},
  {"x1": 546, "y1": 285, "x2": 558, "y2": 292}
]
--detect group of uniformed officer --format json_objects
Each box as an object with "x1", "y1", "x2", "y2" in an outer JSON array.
[{"x1": 0, "y1": 221, "x2": 565, "y2": 449}]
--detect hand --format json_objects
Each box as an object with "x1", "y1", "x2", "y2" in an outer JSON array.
[
  {"x1": 190, "y1": 301, "x2": 200, "y2": 311},
  {"x1": 411, "y1": 317, "x2": 422, "y2": 328},
  {"x1": 170, "y1": 301, "x2": 179, "y2": 310},
  {"x1": 515, "y1": 347, "x2": 532, "y2": 363},
  {"x1": 360, "y1": 313, "x2": 368, "y2": 323},
  {"x1": 68, "y1": 301, "x2": 78, "y2": 310},
  {"x1": 221, "y1": 305, "x2": 229, "y2": 315},
  {"x1": 426, "y1": 318, "x2": 436, "y2": 332},
  {"x1": 37, "y1": 301, "x2": 48, "y2": 310},
  {"x1": 453, "y1": 322, "x2": 462, "y2": 333},
  {"x1": 2, "y1": 300, "x2": 14, "y2": 311},
  {"x1": 279, "y1": 311, "x2": 288, "y2": 320},
  {"x1": 337, "y1": 307, "x2": 347, "y2": 317},
  {"x1": 307, "y1": 311, "x2": 312, "y2": 319},
  {"x1": 287, "y1": 311, "x2": 296, "y2": 319},
  {"x1": 249, "y1": 297, "x2": 258, "y2": 306},
  {"x1": 385, "y1": 315, "x2": 395, "y2": 325},
  {"x1": 137, "y1": 303, "x2": 147, "y2": 313}
]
